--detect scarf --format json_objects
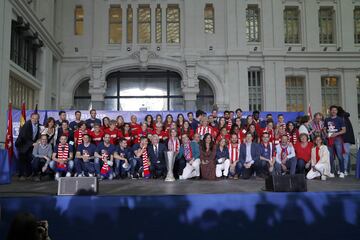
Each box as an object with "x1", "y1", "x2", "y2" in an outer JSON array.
[
  {"x1": 281, "y1": 145, "x2": 288, "y2": 161},
  {"x1": 228, "y1": 143, "x2": 240, "y2": 163},
  {"x1": 76, "y1": 129, "x2": 87, "y2": 146},
  {"x1": 168, "y1": 138, "x2": 179, "y2": 152},
  {"x1": 100, "y1": 152, "x2": 111, "y2": 176},
  {"x1": 227, "y1": 119, "x2": 232, "y2": 130},
  {"x1": 184, "y1": 142, "x2": 193, "y2": 161},
  {"x1": 142, "y1": 147, "x2": 150, "y2": 178},
  {"x1": 316, "y1": 146, "x2": 320, "y2": 163},
  {"x1": 57, "y1": 143, "x2": 69, "y2": 171}
]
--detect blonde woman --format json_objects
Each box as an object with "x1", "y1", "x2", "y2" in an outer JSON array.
[{"x1": 306, "y1": 136, "x2": 331, "y2": 180}]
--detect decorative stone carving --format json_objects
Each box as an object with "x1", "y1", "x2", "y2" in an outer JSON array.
[{"x1": 131, "y1": 47, "x2": 157, "y2": 71}]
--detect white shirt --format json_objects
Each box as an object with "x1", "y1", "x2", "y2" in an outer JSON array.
[{"x1": 245, "y1": 143, "x2": 254, "y2": 164}]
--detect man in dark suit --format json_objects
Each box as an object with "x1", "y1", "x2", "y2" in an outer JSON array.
[
  {"x1": 15, "y1": 112, "x2": 40, "y2": 180},
  {"x1": 238, "y1": 132, "x2": 261, "y2": 179},
  {"x1": 147, "y1": 134, "x2": 167, "y2": 178}
]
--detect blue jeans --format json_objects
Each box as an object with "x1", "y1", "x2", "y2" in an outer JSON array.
[
  {"x1": 130, "y1": 157, "x2": 142, "y2": 175},
  {"x1": 328, "y1": 138, "x2": 345, "y2": 173},
  {"x1": 94, "y1": 158, "x2": 101, "y2": 175},
  {"x1": 115, "y1": 159, "x2": 131, "y2": 176},
  {"x1": 234, "y1": 161, "x2": 243, "y2": 176},
  {"x1": 49, "y1": 160, "x2": 74, "y2": 173},
  {"x1": 343, "y1": 143, "x2": 351, "y2": 172},
  {"x1": 74, "y1": 158, "x2": 95, "y2": 175},
  {"x1": 274, "y1": 157, "x2": 297, "y2": 175},
  {"x1": 296, "y1": 159, "x2": 306, "y2": 174}
]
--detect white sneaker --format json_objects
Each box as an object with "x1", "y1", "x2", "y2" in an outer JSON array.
[
  {"x1": 339, "y1": 172, "x2": 345, "y2": 178},
  {"x1": 321, "y1": 175, "x2": 327, "y2": 181},
  {"x1": 88, "y1": 173, "x2": 94, "y2": 177},
  {"x1": 66, "y1": 172, "x2": 71, "y2": 177},
  {"x1": 179, "y1": 175, "x2": 184, "y2": 180},
  {"x1": 55, "y1": 172, "x2": 60, "y2": 181},
  {"x1": 344, "y1": 171, "x2": 348, "y2": 176},
  {"x1": 328, "y1": 173, "x2": 335, "y2": 178}
]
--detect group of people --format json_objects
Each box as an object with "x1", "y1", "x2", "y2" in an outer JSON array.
[{"x1": 14, "y1": 105, "x2": 355, "y2": 182}]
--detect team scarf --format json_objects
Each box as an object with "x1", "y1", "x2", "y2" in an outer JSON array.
[
  {"x1": 262, "y1": 142, "x2": 274, "y2": 158},
  {"x1": 183, "y1": 142, "x2": 193, "y2": 161},
  {"x1": 228, "y1": 143, "x2": 240, "y2": 163},
  {"x1": 76, "y1": 129, "x2": 88, "y2": 146},
  {"x1": 280, "y1": 145, "x2": 288, "y2": 161},
  {"x1": 168, "y1": 137, "x2": 180, "y2": 152},
  {"x1": 196, "y1": 126, "x2": 213, "y2": 139},
  {"x1": 226, "y1": 119, "x2": 233, "y2": 130},
  {"x1": 287, "y1": 131, "x2": 297, "y2": 145},
  {"x1": 100, "y1": 152, "x2": 111, "y2": 176},
  {"x1": 57, "y1": 143, "x2": 69, "y2": 171},
  {"x1": 141, "y1": 147, "x2": 150, "y2": 178},
  {"x1": 316, "y1": 146, "x2": 320, "y2": 163}
]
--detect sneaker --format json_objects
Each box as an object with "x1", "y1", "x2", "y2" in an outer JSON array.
[
  {"x1": 321, "y1": 175, "x2": 327, "y2": 181},
  {"x1": 344, "y1": 171, "x2": 349, "y2": 176},
  {"x1": 88, "y1": 173, "x2": 94, "y2": 177},
  {"x1": 339, "y1": 172, "x2": 345, "y2": 178},
  {"x1": 328, "y1": 173, "x2": 335, "y2": 178},
  {"x1": 66, "y1": 172, "x2": 71, "y2": 177},
  {"x1": 55, "y1": 172, "x2": 60, "y2": 181},
  {"x1": 179, "y1": 175, "x2": 184, "y2": 180}
]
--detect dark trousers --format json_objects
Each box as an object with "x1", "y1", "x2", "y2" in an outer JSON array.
[
  {"x1": 296, "y1": 159, "x2": 306, "y2": 174},
  {"x1": 150, "y1": 163, "x2": 166, "y2": 178},
  {"x1": 74, "y1": 158, "x2": 96, "y2": 175},
  {"x1": 18, "y1": 151, "x2": 33, "y2": 177},
  {"x1": 241, "y1": 161, "x2": 262, "y2": 179},
  {"x1": 175, "y1": 158, "x2": 187, "y2": 178},
  {"x1": 274, "y1": 157, "x2": 297, "y2": 175},
  {"x1": 32, "y1": 157, "x2": 47, "y2": 176}
]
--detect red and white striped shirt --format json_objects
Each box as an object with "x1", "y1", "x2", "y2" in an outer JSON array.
[{"x1": 228, "y1": 143, "x2": 241, "y2": 163}]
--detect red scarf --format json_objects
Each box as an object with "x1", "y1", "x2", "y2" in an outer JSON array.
[
  {"x1": 57, "y1": 143, "x2": 69, "y2": 171},
  {"x1": 316, "y1": 146, "x2": 320, "y2": 163},
  {"x1": 281, "y1": 145, "x2": 288, "y2": 161},
  {"x1": 142, "y1": 147, "x2": 150, "y2": 178},
  {"x1": 228, "y1": 143, "x2": 240, "y2": 163},
  {"x1": 183, "y1": 142, "x2": 193, "y2": 161},
  {"x1": 227, "y1": 119, "x2": 232, "y2": 130},
  {"x1": 168, "y1": 138, "x2": 179, "y2": 152},
  {"x1": 100, "y1": 152, "x2": 111, "y2": 175}
]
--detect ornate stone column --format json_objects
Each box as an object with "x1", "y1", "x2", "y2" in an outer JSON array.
[
  {"x1": 182, "y1": 58, "x2": 199, "y2": 110},
  {"x1": 89, "y1": 57, "x2": 106, "y2": 110}
]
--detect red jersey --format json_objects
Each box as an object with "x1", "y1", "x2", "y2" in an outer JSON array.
[
  {"x1": 178, "y1": 128, "x2": 194, "y2": 141},
  {"x1": 216, "y1": 134, "x2": 230, "y2": 144},
  {"x1": 133, "y1": 128, "x2": 151, "y2": 144},
  {"x1": 152, "y1": 130, "x2": 168, "y2": 142},
  {"x1": 89, "y1": 131, "x2": 104, "y2": 146},
  {"x1": 104, "y1": 128, "x2": 123, "y2": 145},
  {"x1": 130, "y1": 122, "x2": 141, "y2": 132}
]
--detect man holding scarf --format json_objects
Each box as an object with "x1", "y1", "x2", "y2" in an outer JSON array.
[{"x1": 177, "y1": 134, "x2": 200, "y2": 180}]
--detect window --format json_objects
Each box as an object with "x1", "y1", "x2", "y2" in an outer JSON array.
[
  {"x1": 204, "y1": 4, "x2": 215, "y2": 34},
  {"x1": 156, "y1": 5, "x2": 162, "y2": 43},
  {"x1": 246, "y1": 5, "x2": 260, "y2": 42},
  {"x1": 286, "y1": 76, "x2": 305, "y2": 112},
  {"x1": 127, "y1": 5, "x2": 133, "y2": 43},
  {"x1": 9, "y1": 75, "x2": 35, "y2": 109},
  {"x1": 354, "y1": 7, "x2": 360, "y2": 44},
  {"x1": 284, "y1": 6, "x2": 301, "y2": 44},
  {"x1": 321, "y1": 76, "x2": 340, "y2": 113},
  {"x1": 74, "y1": 5, "x2": 84, "y2": 35},
  {"x1": 138, "y1": 5, "x2": 151, "y2": 44},
  {"x1": 248, "y1": 69, "x2": 263, "y2": 111},
  {"x1": 109, "y1": 6, "x2": 122, "y2": 44},
  {"x1": 197, "y1": 79, "x2": 215, "y2": 111},
  {"x1": 10, "y1": 20, "x2": 39, "y2": 77},
  {"x1": 357, "y1": 76, "x2": 360, "y2": 118},
  {"x1": 319, "y1": 7, "x2": 335, "y2": 44},
  {"x1": 166, "y1": 4, "x2": 180, "y2": 43},
  {"x1": 103, "y1": 70, "x2": 183, "y2": 111},
  {"x1": 73, "y1": 80, "x2": 91, "y2": 110}
]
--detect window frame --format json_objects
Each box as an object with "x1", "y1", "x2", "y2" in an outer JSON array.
[
  {"x1": 284, "y1": 6, "x2": 301, "y2": 44},
  {"x1": 166, "y1": 4, "x2": 181, "y2": 44},
  {"x1": 204, "y1": 4, "x2": 215, "y2": 34},
  {"x1": 321, "y1": 76, "x2": 340, "y2": 114},
  {"x1": 285, "y1": 76, "x2": 305, "y2": 112},
  {"x1": 137, "y1": 4, "x2": 151, "y2": 44},
  {"x1": 246, "y1": 4, "x2": 260, "y2": 42},
  {"x1": 248, "y1": 69, "x2": 263, "y2": 111},
  {"x1": 319, "y1": 6, "x2": 336, "y2": 44},
  {"x1": 74, "y1": 5, "x2": 84, "y2": 36},
  {"x1": 354, "y1": 7, "x2": 360, "y2": 44},
  {"x1": 108, "y1": 5, "x2": 122, "y2": 44}
]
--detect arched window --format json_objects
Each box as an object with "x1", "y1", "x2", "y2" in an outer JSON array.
[
  {"x1": 73, "y1": 80, "x2": 91, "y2": 109},
  {"x1": 197, "y1": 78, "x2": 214, "y2": 111}
]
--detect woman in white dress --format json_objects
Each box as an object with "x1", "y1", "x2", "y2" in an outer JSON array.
[{"x1": 306, "y1": 136, "x2": 331, "y2": 180}]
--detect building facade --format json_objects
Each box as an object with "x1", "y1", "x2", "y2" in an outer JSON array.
[{"x1": 0, "y1": 0, "x2": 359, "y2": 139}]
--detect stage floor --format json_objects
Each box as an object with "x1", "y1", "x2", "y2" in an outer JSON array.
[{"x1": 0, "y1": 176, "x2": 359, "y2": 197}]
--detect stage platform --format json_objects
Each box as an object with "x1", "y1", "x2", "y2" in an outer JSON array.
[
  {"x1": 0, "y1": 175, "x2": 359, "y2": 197},
  {"x1": 1, "y1": 177, "x2": 359, "y2": 239}
]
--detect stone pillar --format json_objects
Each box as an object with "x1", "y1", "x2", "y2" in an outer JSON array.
[
  {"x1": 307, "y1": 69, "x2": 322, "y2": 114},
  {"x1": 38, "y1": 47, "x2": 53, "y2": 109},
  {"x1": 182, "y1": 62, "x2": 199, "y2": 111},
  {"x1": 89, "y1": 57, "x2": 106, "y2": 110},
  {"x1": 0, "y1": 0, "x2": 11, "y2": 140},
  {"x1": 343, "y1": 70, "x2": 358, "y2": 138}
]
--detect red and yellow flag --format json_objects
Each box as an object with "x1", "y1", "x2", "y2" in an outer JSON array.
[
  {"x1": 20, "y1": 102, "x2": 26, "y2": 127},
  {"x1": 5, "y1": 102, "x2": 14, "y2": 160}
]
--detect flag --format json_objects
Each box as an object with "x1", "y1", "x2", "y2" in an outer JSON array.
[
  {"x1": 307, "y1": 103, "x2": 313, "y2": 120},
  {"x1": 43, "y1": 110, "x2": 48, "y2": 126},
  {"x1": 5, "y1": 103, "x2": 13, "y2": 161},
  {"x1": 20, "y1": 102, "x2": 26, "y2": 127}
]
